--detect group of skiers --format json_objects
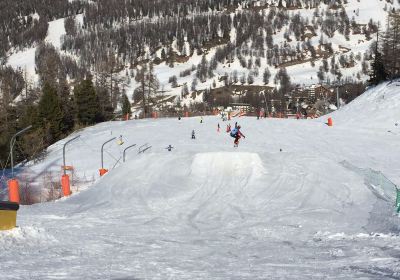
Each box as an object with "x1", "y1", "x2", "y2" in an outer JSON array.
[{"x1": 191, "y1": 117, "x2": 246, "y2": 147}]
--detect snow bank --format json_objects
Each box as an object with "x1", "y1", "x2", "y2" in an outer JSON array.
[
  {"x1": 326, "y1": 81, "x2": 400, "y2": 130},
  {"x1": 0, "y1": 226, "x2": 57, "y2": 249}
]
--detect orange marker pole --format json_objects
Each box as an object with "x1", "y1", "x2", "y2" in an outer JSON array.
[
  {"x1": 61, "y1": 174, "x2": 71, "y2": 196},
  {"x1": 8, "y1": 179, "x2": 20, "y2": 203}
]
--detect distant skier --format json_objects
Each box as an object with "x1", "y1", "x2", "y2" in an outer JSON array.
[
  {"x1": 230, "y1": 125, "x2": 245, "y2": 147},
  {"x1": 200, "y1": 117, "x2": 203, "y2": 123},
  {"x1": 166, "y1": 145, "x2": 174, "y2": 151},
  {"x1": 117, "y1": 135, "x2": 124, "y2": 145},
  {"x1": 226, "y1": 124, "x2": 231, "y2": 133},
  {"x1": 192, "y1": 130, "x2": 196, "y2": 139},
  {"x1": 217, "y1": 123, "x2": 220, "y2": 132}
]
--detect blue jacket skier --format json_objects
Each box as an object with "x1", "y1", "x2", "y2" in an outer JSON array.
[{"x1": 230, "y1": 125, "x2": 245, "y2": 146}]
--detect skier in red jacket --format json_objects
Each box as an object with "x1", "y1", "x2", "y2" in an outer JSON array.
[{"x1": 230, "y1": 125, "x2": 245, "y2": 147}]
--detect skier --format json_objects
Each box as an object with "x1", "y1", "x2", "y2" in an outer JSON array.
[
  {"x1": 217, "y1": 123, "x2": 220, "y2": 132},
  {"x1": 192, "y1": 130, "x2": 196, "y2": 139},
  {"x1": 166, "y1": 145, "x2": 174, "y2": 151},
  {"x1": 117, "y1": 135, "x2": 124, "y2": 145},
  {"x1": 230, "y1": 125, "x2": 245, "y2": 147},
  {"x1": 226, "y1": 124, "x2": 231, "y2": 133}
]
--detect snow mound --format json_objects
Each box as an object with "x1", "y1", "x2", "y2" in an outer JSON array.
[
  {"x1": 314, "y1": 231, "x2": 400, "y2": 241},
  {"x1": 190, "y1": 152, "x2": 264, "y2": 180},
  {"x1": 0, "y1": 226, "x2": 57, "y2": 249},
  {"x1": 66, "y1": 152, "x2": 265, "y2": 217}
]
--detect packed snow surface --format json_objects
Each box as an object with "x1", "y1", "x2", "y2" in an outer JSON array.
[{"x1": 1, "y1": 82, "x2": 400, "y2": 279}]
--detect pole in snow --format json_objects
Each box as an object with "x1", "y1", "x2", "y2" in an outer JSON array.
[
  {"x1": 62, "y1": 135, "x2": 80, "y2": 175},
  {"x1": 100, "y1": 137, "x2": 116, "y2": 176},
  {"x1": 8, "y1": 125, "x2": 32, "y2": 203},
  {"x1": 123, "y1": 144, "x2": 137, "y2": 162},
  {"x1": 60, "y1": 135, "x2": 80, "y2": 197},
  {"x1": 10, "y1": 125, "x2": 32, "y2": 177},
  {"x1": 336, "y1": 86, "x2": 340, "y2": 110}
]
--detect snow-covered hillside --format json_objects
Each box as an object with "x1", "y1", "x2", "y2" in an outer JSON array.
[
  {"x1": 7, "y1": 17, "x2": 67, "y2": 84},
  {"x1": 5, "y1": 0, "x2": 400, "y2": 106},
  {"x1": 0, "y1": 81, "x2": 399, "y2": 279},
  {"x1": 328, "y1": 80, "x2": 400, "y2": 130}
]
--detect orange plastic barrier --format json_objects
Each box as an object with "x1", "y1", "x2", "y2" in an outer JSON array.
[
  {"x1": 7, "y1": 179, "x2": 20, "y2": 203},
  {"x1": 328, "y1": 117, "x2": 333, "y2": 127},
  {"x1": 99, "y1": 168, "x2": 108, "y2": 176},
  {"x1": 231, "y1": 111, "x2": 240, "y2": 117},
  {"x1": 61, "y1": 174, "x2": 71, "y2": 197}
]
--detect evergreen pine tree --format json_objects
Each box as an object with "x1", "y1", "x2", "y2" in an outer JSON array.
[
  {"x1": 58, "y1": 79, "x2": 75, "y2": 134},
  {"x1": 263, "y1": 67, "x2": 271, "y2": 85},
  {"x1": 121, "y1": 93, "x2": 132, "y2": 118},
  {"x1": 74, "y1": 77, "x2": 102, "y2": 125},
  {"x1": 38, "y1": 83, "x2": 63, "y2": 144},
  {"x1": 368, "y1": 50, "x2": 387, "y2": 85},
  {"x1": 369, "y1": 29, "x2": 388, "y2": 86}
]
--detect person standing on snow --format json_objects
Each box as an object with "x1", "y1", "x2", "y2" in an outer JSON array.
[{"x1": 230, "y1": 125, "x2": 245, "y2": 147}]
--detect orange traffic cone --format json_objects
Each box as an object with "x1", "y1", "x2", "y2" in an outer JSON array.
[
  {"x1": 327, "y1": 117, "x2": 333, "y2": 127},
  {"x1": 99, "y1": 168, "x2": 108, "y2": 176}
]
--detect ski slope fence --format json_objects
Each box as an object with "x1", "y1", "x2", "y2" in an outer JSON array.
[{"x1": 340, "y1": 160, "x2": 399, "y2": 213}]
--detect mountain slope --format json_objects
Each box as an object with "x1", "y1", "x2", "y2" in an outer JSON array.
[
  {"x1": 4, "y1": 0, "x2": 400, "y2": 107},
  {"x1": 0, "y1": 81, "x2": 400, "y2": 279}
]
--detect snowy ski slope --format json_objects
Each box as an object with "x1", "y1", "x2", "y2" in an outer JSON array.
[{"x1": 0, "y1": 82, "x2": 400, "y2": 279}]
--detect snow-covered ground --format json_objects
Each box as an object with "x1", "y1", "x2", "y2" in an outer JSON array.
[{"x1": 0, "y1": 82, "x2": 400, "y2": 279}]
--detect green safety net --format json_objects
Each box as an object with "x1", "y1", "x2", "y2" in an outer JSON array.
[{"x1": 396, "y1": 188, "x2": 400, "y2": 213}]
